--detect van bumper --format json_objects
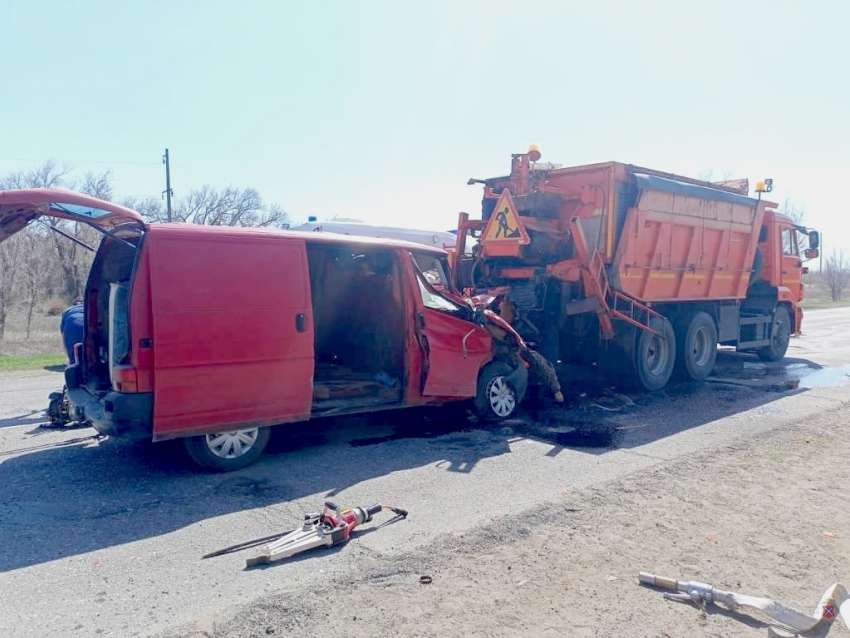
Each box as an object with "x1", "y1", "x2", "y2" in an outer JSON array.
[{"x1": 68, "y1": 387, "x2": 154, "y2": 440}]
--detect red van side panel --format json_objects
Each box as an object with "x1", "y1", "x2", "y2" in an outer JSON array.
[{"x1": 147, "y1": 228, "x2": 314, "y2": 441}]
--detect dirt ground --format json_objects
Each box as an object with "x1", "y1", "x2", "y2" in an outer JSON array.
[{"x1": 162, "y1": 404, "x2": 850, "y2": 638}]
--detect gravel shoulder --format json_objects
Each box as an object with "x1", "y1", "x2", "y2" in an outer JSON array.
[{"x1": 162, "y1": 402, "x2": 850, "y2": 638}]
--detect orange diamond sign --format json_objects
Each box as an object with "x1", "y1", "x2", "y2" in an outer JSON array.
[{"x1": 482, "y1": 190, "x2": 530, "y2": 245}]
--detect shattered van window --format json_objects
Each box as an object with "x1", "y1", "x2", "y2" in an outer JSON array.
[
  {"x1": 416, "y1": 275, "x2": 460, "y2": 313},
  {"x1": 413, "y1": 253, "x2": 450, "y2": 289}
]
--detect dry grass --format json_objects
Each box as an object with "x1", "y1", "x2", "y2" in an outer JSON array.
[
  {"x1": 0, "y1": 302, "x2": 64, "y2": 359},
  {"x1": 801, "y1": 271, "x2": 850, "y2": 309}
]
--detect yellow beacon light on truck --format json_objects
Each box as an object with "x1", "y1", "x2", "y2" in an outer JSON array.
[
  {"x1": 755, "y1": 178, "x2": 774, "y2": 193},
  {"x1": 528, "y1": 144, "x2": 542, "y2": 162}
]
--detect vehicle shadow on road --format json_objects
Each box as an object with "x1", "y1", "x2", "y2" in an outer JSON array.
[
  {"x1": 0, "y1": 405, "x2": 515, "y2": 573},
  {"x1": 0, "y1": 409, "x2": 45, "y2": 430},
  {"x1": 509, "y1": 351, "x2": 826, "y2": 456},
  {"x1": 0, "y1": 351, "x2": 829, "y2": 573}
]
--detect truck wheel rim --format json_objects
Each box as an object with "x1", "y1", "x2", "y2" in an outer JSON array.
[
  {"x1": 488, "y1": 376, "x2": 516, "y2": 417},
  {"x1": 646, "y1": 334, "x2": 669, "y2": 376},
  {"x1": 692, "y1": 326, "x2": 713, "y2": 367},
  {"x1": 205, "y1": 429, "x2": 259, "y2": 459}
]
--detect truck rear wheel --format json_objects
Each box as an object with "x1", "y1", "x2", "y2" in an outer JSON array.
[
  {"x1": 674, "y1": 312, "x2": 718, "y2": 381},
  {"x1": 184, "y1": 426, "x2": 271, "y2": 472},
  {"x1": 757, "y1": 306, "x2": 791, "y2": 362},
  {"x1": 632, "y1": 316, "x2": 676, "y2": 391}
]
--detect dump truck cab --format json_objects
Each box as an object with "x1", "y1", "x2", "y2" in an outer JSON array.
[{"x1": 756, "y1": 208, "x2": 820, "y2": 331}]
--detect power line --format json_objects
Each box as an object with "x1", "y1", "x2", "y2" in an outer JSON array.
[{"x1": 0, "y1": 157, "x2": 162, "y2": 166}]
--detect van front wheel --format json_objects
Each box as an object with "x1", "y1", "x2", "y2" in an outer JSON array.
[
  {"x1": 183, "y1": 426, "x2": 271, "y2": 472},
  {"x1": 474, "y1": 362, "x2": 520, "y2": 422}
]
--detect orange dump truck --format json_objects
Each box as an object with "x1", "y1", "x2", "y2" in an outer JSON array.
[{"x1": 453, "y1": 147, "x2": 821, "y2": 391}]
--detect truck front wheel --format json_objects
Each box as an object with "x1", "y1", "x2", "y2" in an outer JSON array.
[
  {"x1": 632, "y1": 316, "x2": 676, "y2": 391},
  {"x1": 674, "y1": 312, "x2": 718, "y2": 381},
  {"x1": 184, "y1": 426, "x2": 271, "y2": 472},
  {"x1": 758, "y1": 306, "x2": 791, "y2": 362}
]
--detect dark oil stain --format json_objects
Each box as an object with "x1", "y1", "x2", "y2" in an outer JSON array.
[{"x1": 214, "y1": 476, "x2": 283, "y2": 498}]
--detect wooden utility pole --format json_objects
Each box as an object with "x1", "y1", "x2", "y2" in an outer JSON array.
[{"x1": 162, "y1": 149, "x2": 173, "y2": 222}]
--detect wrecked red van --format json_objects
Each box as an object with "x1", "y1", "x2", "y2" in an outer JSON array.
[{"x1": 0, "y1": 189, "x2": 531, "y2": 470}]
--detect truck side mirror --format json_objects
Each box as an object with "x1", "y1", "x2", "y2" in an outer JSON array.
[
  {"x1": 804, "y1": 248, "x2": 819, "y2": 260},
  {"x1": 808, "y1": 230, "x2": 820, "y2": 249}
]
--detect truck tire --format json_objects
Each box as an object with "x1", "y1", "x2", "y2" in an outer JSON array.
[
  {"x1": 474, "y1": 361, "x2": 520, "y2": 422},
  {"x1": 183, "y1": 426, "x2": 271, "y2": 472},
  {"x1": 758, "y1": 306, "x2": 791, "y2": 362},
  {"x1": 632, "y1": 316, "x2": 676, "y2": 391},
  {"x1": 674, "y1": 312, "x2": 718, "y2": 381}
]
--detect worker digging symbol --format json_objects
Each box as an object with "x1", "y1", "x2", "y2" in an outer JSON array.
[
  {"x1": 495, "y1": 207, "x2": 520, "y2": 239},
  {"x1": 483, "y1": 189, "x2": 529, "y2": 244}
]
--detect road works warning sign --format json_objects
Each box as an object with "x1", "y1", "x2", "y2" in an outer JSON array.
[{"x1": 482, "y1": 190, "x2": 530, "y2": 244}]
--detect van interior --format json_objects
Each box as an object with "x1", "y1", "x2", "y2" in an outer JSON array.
[
  {"x1": 84, "y1": 229, "x2": 143, "y2": 390},
  {"x1": 306, "y1": 243, "x2": 407, "y2": 414}
]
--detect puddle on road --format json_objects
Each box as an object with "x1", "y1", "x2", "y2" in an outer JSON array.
[
  {"x1": 784, "y1": 364, "x2": 850, "y2": 389},
  {"x1": 715, "y1": 361, "x2": 850, "y2": 393}
]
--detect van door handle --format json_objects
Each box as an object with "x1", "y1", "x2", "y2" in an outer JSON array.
[{"x1": 295, "y1": 313, "x2": 307, "y2": 333}]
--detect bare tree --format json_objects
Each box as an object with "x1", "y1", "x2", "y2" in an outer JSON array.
[
  {"x1": 0, "y1": 234, "x2": 25, "y2": 344},
  {"x1": 20, "y1": 231, "x2": 53, "y2": 338},
  {"x1": 0, "y1": 160, "x2": 74, "y2": 191},
  {"x1": 824, "y1": 250, "x2": 850, "y2": 302},
  {"x1": 780, "y1": 196, "x2": 805, "y2": 226},
  {"x1": 2, "y1": 163, "x2": 115, "y2": 301},
  {"x1": 78, "y1": 170, "x2": 114, "y2": 201},
  {"x1": 120, "y1": 196, "x2": 164, "y2": 221},
  {"x1": 164, "y1": 185, "x2": 288, "y2": 227}
]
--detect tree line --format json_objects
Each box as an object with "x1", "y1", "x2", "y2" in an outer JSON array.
[{"x1": 0, "y1": 162, "x2": 289, "y2": 344}]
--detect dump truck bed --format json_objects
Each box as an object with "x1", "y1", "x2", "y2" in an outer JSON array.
[
  {"x1": 610, "y1": 171, "x2": 766, "y2": 302},
  {"x1": 505, "y1": 161, "x2": 768, "y2": 303}
]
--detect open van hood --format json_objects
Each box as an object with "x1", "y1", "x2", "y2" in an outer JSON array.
[{"x1": 0, "y1": 188, "x2": 144, "y2": 243}]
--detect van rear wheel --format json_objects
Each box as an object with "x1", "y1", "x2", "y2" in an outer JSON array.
[{"x1": 184, "y1": 426, "x2": 271, "y2": 472}]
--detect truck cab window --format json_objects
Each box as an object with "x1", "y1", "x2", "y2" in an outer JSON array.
[{"x1": 782, "y1": 228, "x2": 798, "y2": 256}]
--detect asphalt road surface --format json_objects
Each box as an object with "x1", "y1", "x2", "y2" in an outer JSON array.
[{"x1": 2, "y1": 307, "x2": 849, "y2": 637}]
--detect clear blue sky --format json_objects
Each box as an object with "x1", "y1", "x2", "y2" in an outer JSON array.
[{"x1": 2, "y1": 0, "x2": 849, "y2": 252}]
